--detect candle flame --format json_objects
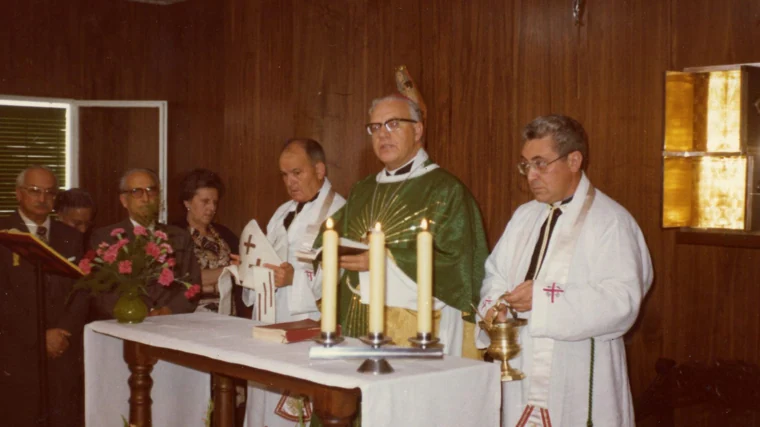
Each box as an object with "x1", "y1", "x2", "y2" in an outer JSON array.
[
  {"x1": 421, "y1": 218, "x2": 428, "y2": 230},
  {"x1": 326, "y1": 217, "x2": 334, "y2": 229},
  {"x1": 374, "y1": 222, "x2": 382, "y2": 232}
]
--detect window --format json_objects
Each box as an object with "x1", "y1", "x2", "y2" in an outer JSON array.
[{"x1": 0, "y1": 101, "x2": 71, "y2": 216}]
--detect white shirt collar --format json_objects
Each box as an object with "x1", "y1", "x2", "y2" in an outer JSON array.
[
  {"x1": 18, "y1": 209, "x2": 51, "y2": 239},
  {"x1": 129, "y1": 217, "x2": 155, "y2": 231}
]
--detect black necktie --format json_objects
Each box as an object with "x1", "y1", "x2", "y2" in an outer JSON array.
[
  {"x1": 283, "y1": 191, "x2": 320, "y2": 230},
  {"x1": 524, "y1": 208, "x2": 562, "y2": 281},
  {"x1": 36, "y1": 226, "x2": 48, "y2": 243}
]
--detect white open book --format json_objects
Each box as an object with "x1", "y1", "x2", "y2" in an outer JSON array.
[{"x1": 297, "y1": 237, "x2": 368, "y2": 262}]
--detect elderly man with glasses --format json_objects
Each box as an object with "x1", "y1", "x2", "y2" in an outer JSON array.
[
  {"x1": 476, "y1": 115, "x2": 653, "y2": 427},
  {"x1": 315, "y1": 94, "x2": 489, "y2": 360},
  {"x1": 0, "y1": 166, "x2": 89, "y2": 427},
  {"x1": 89, "y1": 168, "x2": 200, "y2": 319}
]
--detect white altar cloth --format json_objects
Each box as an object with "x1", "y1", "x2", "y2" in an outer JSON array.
[{"x1": 85, "y1": 312, "x2": 500, "y2": 427}]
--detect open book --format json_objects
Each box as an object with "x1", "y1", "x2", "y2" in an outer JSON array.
[
  {"x1": 297, "y1": 237, "x2": 368, "y2": 262},
  {"x1": 0, "y1": 229, "x2": 83, "y2": 278}
]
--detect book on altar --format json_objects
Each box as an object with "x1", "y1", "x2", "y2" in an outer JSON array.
[
  {"x1": 0, "y1": 229, "x2": 83, "y2": 278},
  {"x1": 298, "y1": 237, "x2": 368, "y2": 262},
  {"x1": 252, "y1": 318, "x2": 325, "y2": 343}
]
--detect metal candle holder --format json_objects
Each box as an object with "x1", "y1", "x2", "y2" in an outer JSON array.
[
  {"x1": 408, "y1": 332, "x2": 441, "y2": 349},
  {"x1": 313, "y1": 331, "x2": 345, "y2": 347},
  {"x1": 308, "y1": 331, "x2": 445, "y2": 375},
  {"x1": 357, "y1": 332, "x2": 394, "y2": 374}
]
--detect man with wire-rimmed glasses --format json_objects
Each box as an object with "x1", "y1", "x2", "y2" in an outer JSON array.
[
  {"x1": 0, "y1": 165, "x2": 89, "y2": 427},
  {"x1": 476, "y1": 115, "x2": 653, "y2": 427},
  {"x1": 89, "y1": 168, "x2": 200, "y2": 319},
  {"x1": 316, "y1": 94, "x2": 489, "y2": 360}
]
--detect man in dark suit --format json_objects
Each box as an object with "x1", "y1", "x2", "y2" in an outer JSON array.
[
  {"x1": 0, "y1": 166, "x2": 88, "y2": 427},
  {"x1": 89, "y1": 168, "x2": 200, "y2": 318}
]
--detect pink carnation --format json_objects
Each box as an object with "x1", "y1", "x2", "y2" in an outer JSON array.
[
  {"x1": 118, "y1": 260, "x2": 133, "y2": 274},
  {"x1": 184, "y1": 284, "x2": 201, "y2": 299},
  {"x1": 158, "y1": 268, "x2": 175, "y2": 287},
  {"x1": 134, "y1": 225, "x2": 148, "y2": 236},
  {"x1": 145, "y1": 242, "x2": 161, "y2": 259},
  {"x1": 78, "y1": 258, "x2": 92, "y2": 275},
  {"x1": 157, "y1": 253, "x2": 167, "y2": 263},
  {"x1": 160, "y1": 242, "x2": 174, "y2": 254},
  {"x1": 166, "y1": 258, "x2": 176, "y2": 268},
  {"x1": 154, "y1": 230, "x2": 168, "y2": 241},
  {"x1": 98, "y1": 242, "x2": 109, "y2": 248},
  {"x1": 102, "y1": 247, "x2": 119, "y2": 263},
  {"x1": 110, "y1": 228, "x2": 125, "y2": 237}
]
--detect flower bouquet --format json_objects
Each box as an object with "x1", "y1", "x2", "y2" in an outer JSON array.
[{"x1": 75, "y1": 225, "x2": 201, "y2": 323}]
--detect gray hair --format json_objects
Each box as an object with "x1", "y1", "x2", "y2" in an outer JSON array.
[
  {"x1": 119, "y1": 168, "x2": 160, "y2": 192},
  {"x1": 16, "y1": 165, "x2": 58, "y2": 188},
  {"x1": 368, "y1": 95, "x2": 423, "y2": 122},
  {"x1": 522, "y1": 115, "x2": 589, "y2": 170}
]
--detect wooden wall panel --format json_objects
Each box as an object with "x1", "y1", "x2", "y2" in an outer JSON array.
[
  {"x1": 78, "y1": 108, "x2": 159, "y2": 228},
  {"x1": 6, "y1": 0, "x2": 760, "y2": 425},
  {"x1": 218, "y1": 1, "x2": 760, "y2": 425}
]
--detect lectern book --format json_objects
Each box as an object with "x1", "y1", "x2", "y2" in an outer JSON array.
[
  {"x1": 0, "y1": 229, "x2": 83, "y2": 278},
  {"x1": 252, "y1": 319, "x2": 334, "y2": 343}
]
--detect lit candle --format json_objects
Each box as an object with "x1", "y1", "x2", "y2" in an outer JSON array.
[
  {"x1": 369, "y1": 222, "x2": 386, "y2": 334},
  {"x1": 417, "y1": 219, "x2": 433, "y2": 334},
  {"x1": 321, "y1": 218, "x2": 339, "y2": 333}
]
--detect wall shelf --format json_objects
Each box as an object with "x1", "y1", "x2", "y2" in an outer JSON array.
[{"x1": 676, "y1": 229, "x2": 760, "y2": 249}]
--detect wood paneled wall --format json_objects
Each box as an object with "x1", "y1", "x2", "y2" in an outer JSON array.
[{"x1": 3, "y1": 1, "x2": 760, "y2": 425}]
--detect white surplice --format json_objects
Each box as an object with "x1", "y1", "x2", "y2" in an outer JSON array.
[
  {"x1": 244, "y1": 178, "x2": 345, "y2": 427},
  {"x1": 476, "y1": 173, "x2": 653, "y2": 427}
]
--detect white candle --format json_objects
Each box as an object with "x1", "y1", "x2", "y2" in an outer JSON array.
[
  {"x1": 417, "y1": 219, "x2": 433, "y2": 334},
  {"x1": 369, "y1": 222, "x2": 386, "y2": 334},
  {"x1": 321, "y1": 218, "x2": 339, "y2": 333}
]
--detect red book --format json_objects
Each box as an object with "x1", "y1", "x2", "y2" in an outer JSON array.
[{"x1": 252, "y1": 319, "x2": 327, "y2": 344}]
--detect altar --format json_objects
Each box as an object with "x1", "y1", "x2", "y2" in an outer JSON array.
[{"x1": 85, "y1": 312, "x2": 500, "y2": 427}]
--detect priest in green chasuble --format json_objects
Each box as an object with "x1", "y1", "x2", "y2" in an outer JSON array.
[{"x1": 321, "y1": 94, "x2": 488, "y2": 358}]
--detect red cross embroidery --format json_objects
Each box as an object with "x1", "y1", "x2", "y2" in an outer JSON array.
[
  {"x1": 542, "y1": 283, "x2": 564, "y2": 303},
  {"x1": 306, "y1": 270, "x2": 314, "y2": 281}
]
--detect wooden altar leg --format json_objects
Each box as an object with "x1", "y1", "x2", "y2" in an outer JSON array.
[
  {"x1": 124, "y1": 341, "x2": 158, "y2": 427},
  {"x1": 312, "y1": 387, "x2": 360, "y2": 426},
  {"x1": 213, "y1": 373, "x2": 235, "y2": 427}
]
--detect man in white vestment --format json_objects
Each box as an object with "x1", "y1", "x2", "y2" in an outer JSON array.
[
  {"x1": 476, "y1": 115, "x2": 653, "y2": 427},
  {"x1": 244, "y1": 138, "x2": 345, "y2": 427}
]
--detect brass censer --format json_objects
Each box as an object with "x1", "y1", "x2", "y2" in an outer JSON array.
[{"x1": 479, "y1": 302, "x2": 527, "y2": 382}]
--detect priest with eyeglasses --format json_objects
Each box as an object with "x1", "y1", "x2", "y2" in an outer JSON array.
[
  {"x1": 315, "y1": 94, "x2": 489, "y2": 359},
  {"x1": 476, "y1": 115, "x2": 653, "y2": 427},
  {"x1": 89, "y1": 168, "x2": 201, "y2": 319}
]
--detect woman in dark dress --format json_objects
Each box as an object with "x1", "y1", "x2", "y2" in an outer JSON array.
[{"x1": 174, "y1": 169, "x2": 250, "y2": 318}]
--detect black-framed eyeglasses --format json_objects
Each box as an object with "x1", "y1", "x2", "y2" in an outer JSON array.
[
  {"x1": 365, "y1": 118, "x2": 418, "y2": 135},
  {"x1": 121, "y1": 187, "x2": 159, "y2": 198},
  {"x1": 517, "y1": 153, "x2": 569, "y2": 176},
  {"x1": 20, "y1": 185, "x2": 58, "y2": 199}
]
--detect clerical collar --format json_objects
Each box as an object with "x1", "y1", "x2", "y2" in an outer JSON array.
[
  {"x1": 18, "y1": 209, "x2": 50, "y2": 238},
  {"x1": 385, "y1": 160, "x2": 414, "y2": 176}
]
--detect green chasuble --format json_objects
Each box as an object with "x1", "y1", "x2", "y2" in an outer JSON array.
[{"x1": 317, "y1": 163, "x2": 489, "y2": 338}]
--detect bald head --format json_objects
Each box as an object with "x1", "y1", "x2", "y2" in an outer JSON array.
[{"x1": 279, "y1": 139, "x2": 326, "y2": 203}]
